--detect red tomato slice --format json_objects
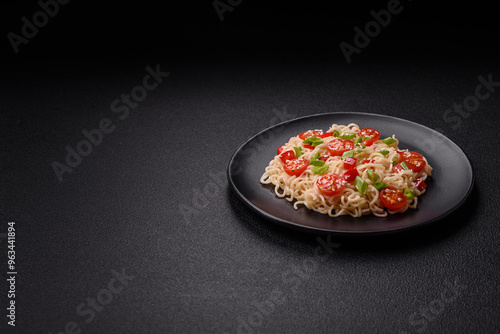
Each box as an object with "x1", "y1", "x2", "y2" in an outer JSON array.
[
  {"x1": 343, "y1": 157, "x2": 357, "y2": 170},
  {"x1": 277, "y1": 145, "x2": 286, "y2": 155},
  {"x1": 361, "y1": 138, "x2": 377, "y2": 147},
  {"x1": 358, "y1": 128, "x2": 380, "y2": 146},
  {"x1": 414, "y1": 178, "x2": 427, "y2": 191},
  {"x1": 327, "y1": 139, "x2": 354, "y2": 156},
  {"x1": 299, "y1": 130, "x2": 323, "y2": 140},
  {"x1": 358, "y1": 128, "x2": 381, "y2": 140},
  {"x1": 342, "y1": 169, "x2": 359, "y2": 183},
  {"x1": 317, "y1": 173, "x2": 345, "y2": 196},
  {"x1": 399, "y1": 150, "x2": 426, "y2": 172},
  {"x1": 318, "y1": 153, "x2": 330, "y2": 161},
  {"x1": 303, "y1": 144, "x2": 315, "y2": 150},
  {"x1": 392, "y1": 163, "x2": 404, "y2": 173},
  {"x1": 279, "y1": 150, "x2": 295, "y2": 163},
  {"x1": 380, "y1": 186, "x2": 407, "y2": 211},
  {"x1": 321, "y1": 132, "x2": 333, "y2": 138},
  {"x1": 283, "y1": 158, "x2": 309, "y2": 177}
]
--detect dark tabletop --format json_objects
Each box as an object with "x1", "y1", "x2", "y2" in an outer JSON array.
[{"x1": 1, "y1": 1, "x2": 500, "y2": 333}]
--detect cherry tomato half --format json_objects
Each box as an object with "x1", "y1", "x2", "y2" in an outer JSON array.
[
  {"x1": 379, "y1": 186, "x2": 407, "y2": 211},
  {"x1": 283, "y1": 158, "x2": 309, "y2": 177},
  {"x1": 317, "y1": 173, "x2": 345, "y2": 196},
  {"x1": 299, "y1": 130, "x2": 323, "y2": 140},
  {"x1": 343, "y1": 157, "x2": 357, "y2": 170},
  {"x1": 358, "y1": 128, "x2": 381, "y2": 146},
  {"x1": 342, "y1": 169, "x2": 359, "y2": 183},
  {"x1": 321, "y1": 132, "x2": 334, "y2": 138},
  {"x1": 277, "y1": 145, "x2": 286, "y2": 155},
  {"x1": 303, "y1": 144, "x2": 315, "y2": 150},
  {"x1": 327, "y1": 139, "x2": 354, "y2": 156},
  {"x1": 399, "y1": 150, "x2": 426, "y2": 172},
  {"x1": 279, "y1": 150, "x2": 295, "y2": 163}
]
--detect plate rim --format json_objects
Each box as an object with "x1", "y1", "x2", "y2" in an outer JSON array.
[{"x1": 227, "y1": 112, "x2": 475, "y2": 236}]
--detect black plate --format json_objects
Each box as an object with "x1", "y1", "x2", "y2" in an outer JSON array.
[{"x1": 227, "y1": 113, "x2": 474, "y2": 235}]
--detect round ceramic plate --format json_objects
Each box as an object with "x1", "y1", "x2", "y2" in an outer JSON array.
[{"x1": 227, "y1": 113, "x2": 474, "y2": 235}]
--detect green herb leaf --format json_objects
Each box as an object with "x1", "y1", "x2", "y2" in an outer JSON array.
[
  {"x1": 333, "y1": 130, "x2": 339, "y2": 137},
  {"x1": 342, "y1": 149, "x2": 355, "y2": 159},
  {"x1": 367, "y1": 169, "x2": 379, "y2": 183},
  {"x1": 312, "y1": 165, "x2": 329, "y2": 174},
  {"x1": 401, "y1": 161, "x2": 410, "y2": 170},
  {"x1": 381, "y1": 137, "x2": 397, "y2": 145},
  {"x1": 338, "y1": 132, "x2": 356, "y2": 140},
  {"x1": 361, "y1": 144, "x2": 366, "y2": 149},
  {"x1": 303, "y1": 136, "x2": 322, "y2": 144},
  {"x1": 392, "y1": 159, "x2": 398, "y2": 165},
  {"x1": 374, "y1": 181, "x2": 387, "y2": 191},
  {"x1": 311, "y1": 159, "x2": 325, "y2": 167},
  {"x1": 355, "y1": 176, "x2": 368, "y2": 195},
  {"x1": 313, "y1": 152, "x2": 320, "y2": 160},
  {"x1": 355, "y1": 136, "x2": 370, "y2": 145},
  {"x1": 311, "y1": 140, "x2": 324, "y2": 146},
  {"x1": 404, "y1": 189, "x2": 415, "y2": 199},
  {"x1": 377, "y1": 150, "x2": 389, "y2": 155},
  {"x1": 293, "y1": 147, "x2": 303, "y2": 158}
]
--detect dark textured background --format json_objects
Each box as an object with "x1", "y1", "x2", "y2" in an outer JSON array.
[{"x1": 1, "y1": 1, "x2": 499, "y2": 333}]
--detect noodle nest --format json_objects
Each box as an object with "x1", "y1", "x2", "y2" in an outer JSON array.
[{"x1": 260, "y1": 123, "x2": 432, "y2": 217}]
